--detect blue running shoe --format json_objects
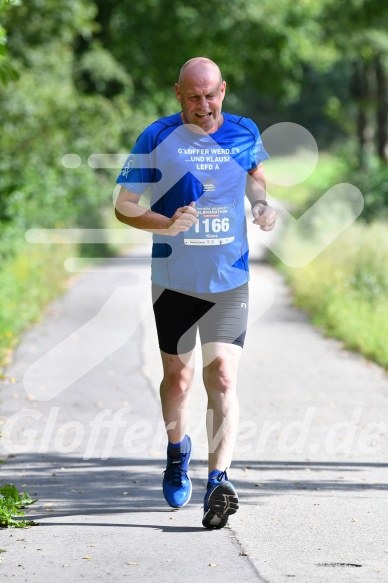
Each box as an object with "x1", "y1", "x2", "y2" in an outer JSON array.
[
  {"x1": 162, "y1": 436, "x2": 192, "y2": 508},
  {"x1": 202, "y1": 469, "x2": 239, "y2": 529}
]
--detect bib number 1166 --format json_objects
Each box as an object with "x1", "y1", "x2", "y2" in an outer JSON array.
[
  {"x1": 184, "y1": 204, "x2": 235, "y2": 245},
  {"x1": 195, "y1": 217, "x2": 230, "y2": 233}
]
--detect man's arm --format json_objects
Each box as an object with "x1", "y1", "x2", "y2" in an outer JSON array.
[
  {"x1": 115, "y1": 186, "x2": 198, "y2": 236},
  {"x1": 246, "y1": 163, "x2": 267, "y2": 205},
  {"x1": 246, "y1": 163, "x2": 276, "y2": 232}
]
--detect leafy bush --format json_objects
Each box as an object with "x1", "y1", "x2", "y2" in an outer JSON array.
[
  {"x1": 0, "y1": 1, "x2": 155, "y2": 368},
  {"x1": 0, "y1": 483, "x2": 37, "y2": 528}
]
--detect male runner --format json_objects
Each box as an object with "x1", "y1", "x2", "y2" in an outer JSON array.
[{"x1": 115, "y1": 57, "x2": 276, "y2": 529}]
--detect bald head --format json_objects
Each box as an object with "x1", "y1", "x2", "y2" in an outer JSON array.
[
  {"x1": 175, "y1": 57, "x2": 226, "y2": 134},
  {"x1": 178, "y1": 57, "x2": 222, "y2": 87}
]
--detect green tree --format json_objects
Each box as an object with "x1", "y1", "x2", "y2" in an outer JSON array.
[
  {"x1": 320, "y1": 0, "x2": 388, "y2": 165},
  {"x1": 0, "y1": 0, "x2": 147, "y2": 259},
  {"x1": 75, "y1": 0, "x2": 334, "y2": 114},
  {"x1": 0, "y1": 0, "x2": 18, "y2": 84}
]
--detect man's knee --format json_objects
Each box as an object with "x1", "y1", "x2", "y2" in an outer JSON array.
[
  {"x1": 161, "y1": 367, "x2": 194, "y2": 400},
  {"x1": 203, "y1": 356, "x2": 237, "y2": 394}
]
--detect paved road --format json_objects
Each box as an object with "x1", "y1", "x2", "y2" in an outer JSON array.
[{"x1": 1, "y1": 223, "x2": 388, "y2": 582}]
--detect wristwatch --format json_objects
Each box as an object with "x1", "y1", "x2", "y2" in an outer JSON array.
[{"x1": 251, "y1": 199, "x2": 268, "y2": 209}]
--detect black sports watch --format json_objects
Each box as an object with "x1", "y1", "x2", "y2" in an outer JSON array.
[{"x1": 251, "y1": 199, "x2": 268, "y2": 210}]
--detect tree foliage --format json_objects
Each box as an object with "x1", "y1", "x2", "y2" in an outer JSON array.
[
  {"x1": 0, "y1": 0, "x2": 388, "y2": 266},
  {"x1": 319, "y1": 0, "x2": 388, "y2": 164},
  {"x1": 0, "y1": 0, "x2": 150, "y2": 259},
  {"x1": 0, "y1": 0, "x2": 18, "y2": 84}
]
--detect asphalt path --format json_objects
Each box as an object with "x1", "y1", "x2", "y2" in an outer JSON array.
[{"x1": 1, "y1": 220, "x2": 388, "y2": 582}]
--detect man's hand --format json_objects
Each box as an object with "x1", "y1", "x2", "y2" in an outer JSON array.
[
  {"x1": 252, "y1": 203, "x2": 276, "y2": 231},
  {"x1": 167, "y1": 201, "x2": 198, "y2": 236}
]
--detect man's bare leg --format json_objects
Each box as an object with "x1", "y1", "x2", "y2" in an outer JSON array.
[
  {"x1": 160, "y1": 349, "x2": 195, "y2": 508},
  {"x1": 201, "y1": 342, "x2": 241, "y2": 528},
  {"x1": 159, "y1": 349, "x2": 195, "y2": 443},
  {"x1": 202, "y1": 342, "x2": 242, "y2": 473}
]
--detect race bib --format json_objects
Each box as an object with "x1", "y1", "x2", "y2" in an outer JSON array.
[{"x1": 184, "y1": 204, "x2": 236, "y2": 246}]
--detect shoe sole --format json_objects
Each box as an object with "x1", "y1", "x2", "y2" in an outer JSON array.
[{"x1": 202, "y1": 482, "x2": 239, "y2": 529}]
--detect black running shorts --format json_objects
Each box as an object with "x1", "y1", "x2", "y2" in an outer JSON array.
[{"x1": 152, "y1": 283, "x2": 249, "y2": 355}]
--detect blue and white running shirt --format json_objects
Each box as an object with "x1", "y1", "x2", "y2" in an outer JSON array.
[{"x1": 116, "y1": 112, "x2": 269, "y2": 293}]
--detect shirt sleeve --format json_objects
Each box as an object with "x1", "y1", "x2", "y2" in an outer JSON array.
[
  {"x1": 116, "y1": 127, "x2": 161, "y2": 194},
  {"x1": 244, "y1": 118, "x2": 270, "y2": 170}
]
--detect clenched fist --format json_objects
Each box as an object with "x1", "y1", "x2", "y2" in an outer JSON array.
[{"x1": 167, "y1": 201, "x2": 198, "y2": 236}]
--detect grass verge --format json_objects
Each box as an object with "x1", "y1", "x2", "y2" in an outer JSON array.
[
  {"x1": 276, "y1": 221, "x2": 388, "y2": 368},
  {"x1": 0, "y1": 241, "x2": 76, "y2": 374},
  {"x1": 269, "y1": 152, "x2": 388, "y2": 369}
]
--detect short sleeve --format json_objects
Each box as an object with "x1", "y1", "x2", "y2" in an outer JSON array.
[
  {"x1": 251, "y1": 134, "x2": 269, "y2": 169},
  {"x1": 116, "y1": 128, "x2": 160, "y2": 194},
  {"x1": 248, "y1": 121, "x2": 269, "y2": 170}
]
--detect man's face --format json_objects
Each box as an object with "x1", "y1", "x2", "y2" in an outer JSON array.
[{"x1": 175, "y1": 72, "x2": 226, "y2": 134}]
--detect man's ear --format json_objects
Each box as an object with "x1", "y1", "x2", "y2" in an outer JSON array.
[
  {"x1": 220, "y1": 80, "x2": 226, "y2": 101},
  {"x1": 174, "y1": 83, "x2": 181, "y2": 103}
]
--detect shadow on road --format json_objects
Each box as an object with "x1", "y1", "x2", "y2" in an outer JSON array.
[
  {"x1": 1, "y1": 454, "x2": 206, "y2": 526},
  {"x1": 231, "y1": 459, "x2": 388, "y2": 497},
  {"x1": 1, "y1": 453, "x2": 387, "y2": 527}
]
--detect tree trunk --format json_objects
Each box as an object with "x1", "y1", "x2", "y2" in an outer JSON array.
[
  {"x1": 352, "y1": 59, "x2": 373, "y2": 169},
  {"x1": 375, "y1": 55, "x2": 388, "y2": 164}
]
